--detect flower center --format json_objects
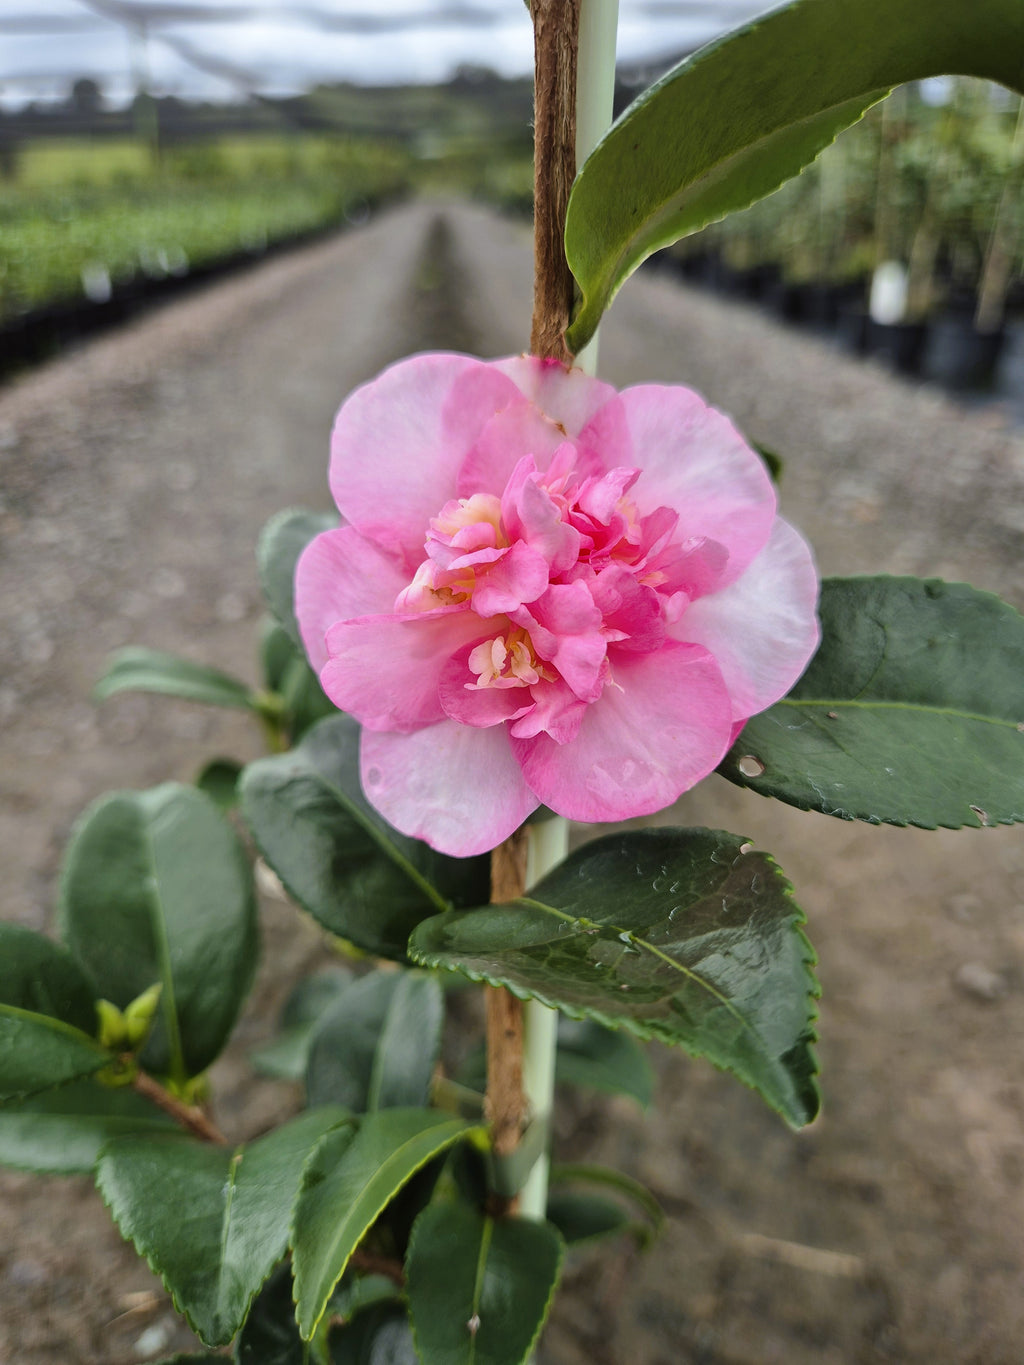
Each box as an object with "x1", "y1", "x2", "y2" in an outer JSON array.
[{"x1": 467, "y1": 628, "x2": 551, "y2": 690}]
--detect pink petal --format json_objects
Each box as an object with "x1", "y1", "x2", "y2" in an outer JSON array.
[
  {"x1": 457, "y1": 396, "x2": 582, "y2": 498},
  {"x1": 295, "y1": 527, "x2": 408, "y2": 672},
  {"x1": 584, "y1": 385, "x2": 776, "y2": 589},
  {"x1": 330, "y1": 354, "x2": 521, "y2": 556},
  {"x1": 675, "y1": 517, "x2": 820, "y2": 721},
  {"x1": 438, "y1": 644, "x2": 531, "y2": 729},
  {"x1": 361, "y1": 724, "x2": 539, "y2": 857},
  {"x1": 511, "y1": 642, "x2": 733, "y2": 823},
  {"x1": 496, "y1": 355, "x2": 621, "y2": 437},
  {"x1": 470, "y1": 541, "x2": 550, "y2": 617},
  {"x1": 322, "y1": 607, "x2": 484, "y2": 733}
]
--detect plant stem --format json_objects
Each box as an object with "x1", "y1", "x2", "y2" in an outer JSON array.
[
  {"x1": 517, "y1": 819, "x2": 570, "y2": 1220},
  {"x1": 484, "y1": 0, "x2": 620, "y2": 1223},
  {"x1": 529, "y1": 0, "x2": 582, "y2": 362},
  {"x1": 131, "y1": 1067, "x2": 227, "y2": 1144},
  {"x1": 484, "y1": 826, "x2": 529, "y2": 1171},
  {"x1": 573, "y1": 0, "x2": 621, "y2": 376}
]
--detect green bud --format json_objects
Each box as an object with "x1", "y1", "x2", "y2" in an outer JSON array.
[
  {"x1": 95, "y1": 998, "x2": 128, "y2": 1050},
  {"x1": 123, "y1": 982, "x2": 163, "y2": 1048}
]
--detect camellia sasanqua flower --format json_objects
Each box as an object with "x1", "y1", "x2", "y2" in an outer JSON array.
[{"x1": 296, "y1": 353, "x2": 819, "y2": 857}]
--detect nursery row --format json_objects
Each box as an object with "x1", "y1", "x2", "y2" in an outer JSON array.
[
  {"x1": 0, "y1": 135, "x2": 413, "y2": 327},
  {"x1": 661, "y1": 80, "x2": 1023, "y2": 390}
]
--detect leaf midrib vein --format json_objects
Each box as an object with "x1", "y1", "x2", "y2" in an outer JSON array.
[
  {"x1": 315, "y1": 771, "x2": 449, "y2": 915},
  {"x1": 513, "y1": 896, "x2": 753, "y2": 1039},
  {"x1": 778, "y1": 697, "x2": 1021, "y2": 726}
]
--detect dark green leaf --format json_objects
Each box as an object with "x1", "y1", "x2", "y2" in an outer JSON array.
[
  {"x1": 330, "y1": 1304, "x2": 418, "y2": 1365},
  {"x1": 259, "y1": 508, "x2": 338, "y2": 649},
  {"x1": 251, "y1": 969, "x2": 352, "y2": 1082},
  {"x1": 196, "y1": 758, "x2": 243, "y2": 812},
  {"x1": 547, "y1": 1163, "x2": 662, "y2": 1254},
  {"x1": 60, "y1": 783, "x2": 258, "y2": 1082},
  {"x1": 329, "y1": 1273, "x2": 402, "y2": 1325},
  {"x1": 97, "y1": 1107, "x2": 349, "y2": 1346},
  {"x1": 0, "y1": 924, "x2": 110, "y2": 1100},
  {"x1": 234, "y1": 1262, "x2": 304, "y2": 1365},
  {"x1": 154, "y1": 1356, "x2": 227, "y2": 1363},
  {"x1": 549, "y1": 1163, "x2": 664, "y2": 1234},
  {"x1": 0, "y1": 1079, "x2": 174, "y2": 1173},
  {"x1": 565, "y1": 0, "x2": 1024, "y2": 352},
  {"x1": 307, "y1": 971, "x2": 444, "y2": 1114},
  {"x1": 0, "y1": 923, "x2": 97, "y2": 1034},
  {"x1": 405, "y1": 1202, "x2": 563, "y2": 1365},
  {"x1": 292, "y1": 1109, "x2": 477, "y2": 1339},
  {"x1": 753, "y1": 442, "x2": 783, "y2": 484},
  {"x1": 240, "y1": 716, "x2": 490, "y2": 961},
  {"x1": 544, "y1": 1191, "x2": 639, "y2": 1248},
  {"x1": 280, "y1": 654, "x2": 337, "y2": 742},
  {"x1": 556, "y1": 1018, "x2": 654, "y2": 1109},
  {"x1": 721, "y1": 577, "x2": 1024, "y2": 829},
  {"x1": 410, "y1": 828, "x2": 819, "y2": 1128},
  {"x1": 94, "y1": 646, "x2": 257, "y2": 710},
  {"x1": 0, "y1": 1010, "x2": 109, "y2": 1102},
  {"x1": 261, "y1": 619, "x2": 299, "y2": 694}
]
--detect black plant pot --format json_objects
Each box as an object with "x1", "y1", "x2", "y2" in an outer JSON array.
[
  {"x1": 867, "y1": 319, "x2": 929, "y2": 376},
  {"x1": 836, "y1": 304, "x2": 871, "y2": 355},
  {"x1": 924, "y1": 316, "x2": 1006, "y2": 390}
]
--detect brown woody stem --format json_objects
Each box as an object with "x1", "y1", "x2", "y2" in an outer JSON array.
[
  {"x1": 484, "y1": 826, "x2": 530, "y2": 1173},
  {"x1": 131, "y1": 1067, "x2": 227, "y2": 1145},
  {"x1": 530, "y1": 0, "x2": 582, "y2": 362}
]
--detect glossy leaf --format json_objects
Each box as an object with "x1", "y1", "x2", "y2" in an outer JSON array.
[
  {"x1": 0, "y1": 1080, "x2": 174, "y2": 1174},
  {"x1": 406, "y1": 1201, "x2": 564, "y2": 1365},
  {"x1": 0, "y1": 923, "x2": 97, "y2": 1034},
  {"x1": 292, "y1": 1109, "x2": 476, "y2": 1339},
  {"x1": 195, "y1": 757, "x2": 243, "y2": 812},
  {"x1": 240, "y1": 716, "x2": 490, "y2": 961},
  {"x1": 234, "y1": 1262, "x2": 304, "y2": 1365},
  {"x1": 259, "y1": 508, "x2": 338, "y2": 649},
  {"x1": 251, "y1": 968, "x2": 351, "y2": 1082},
  {"x1": 410, "y1": 829, "x2": 819, "y2": 1128},
  {"x1": 565, "y1": 0, "x2": 1024, "y2": 352},
  {"x1": 94, "y1": 646, "x2": 257, "y2": 710},
  {"x1": 60, "y1": 783, "x2": 258, "y2": 1081},
  {"x1": 556, "y1": 1018, "x2": 654, "y2": 1109},
  {"x1": 721, "y1": 577, "x2": 1024, "y2": 829},
  {"x1": 97, "y1": 1107, "x2": 349, "y2": 1346},
  {"x1": 279, "y1": 653, "x2": 337, "y2": 741},
  {"x1": 307, "y1": 971, "x2": 443, "y2": 1114},
  {"x1": 548, "y1": 1163, "x2": 663, "y2": 1249},
  {"x1": 544, "y1": 1191, "x2": 639, "y2": 1248},
  {"x1": 0, "y1": 924, "x2": 109, "y2": 1100},
  {"x1": 261, "y1": 618, "x2": 298, "y2": 694},
  {"x1": 329, "y1": 1304, "x2": 418, "y2": 1364}
]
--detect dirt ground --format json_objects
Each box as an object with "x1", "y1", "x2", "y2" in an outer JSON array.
[{"x1": 1, "y1": 200, "x2": 1023, "y2": 1365}]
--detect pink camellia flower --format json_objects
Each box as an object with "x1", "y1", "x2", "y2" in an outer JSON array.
[{"x1": 296, "y1": 353, "x2": 819, "y2": 857}]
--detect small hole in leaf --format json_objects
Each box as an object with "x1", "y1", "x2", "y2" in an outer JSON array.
[
  {"x1": 827, "y1": 710, "x2": 839, "y2": 720},
  {"x1": 969, "y1": 805, "x2": 990, "y2": 826},
  {"x1": 738, "y1": 755, "x2": 766, "y2": 778},
  {"x1": 1017, "y1": 722, "x2": 1024, "y2": 733},
  {"x1": 739, "y1": 841, "x2": 754, "y2": 854}
]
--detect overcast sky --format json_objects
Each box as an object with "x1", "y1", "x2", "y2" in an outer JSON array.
[{"x1": 0, "y1": 0, "x2": 774, "y2": 108}]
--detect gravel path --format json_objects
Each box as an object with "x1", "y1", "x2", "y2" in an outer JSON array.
[{"x1": 2, "y1": 200, "x2": 1023, "y2": 1365}]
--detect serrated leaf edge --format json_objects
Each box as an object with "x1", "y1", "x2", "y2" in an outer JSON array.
[
  {"x1": 411, "y1": 851, "x2": 820, "y2": 1129},
  {"x1": 291, "y1": 1113, "x2": 480, "y2": 1340}
]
